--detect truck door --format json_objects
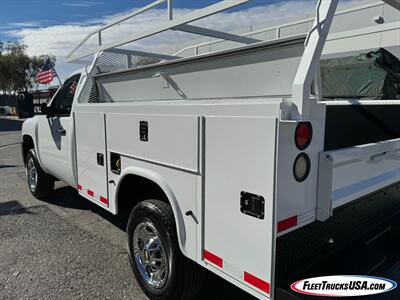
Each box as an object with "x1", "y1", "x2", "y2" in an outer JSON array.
[
  {"x1": 37, "y1": 74, "x2": 81, "y2": 187},
  {"x1": 74, "y1": 112, "x2": 109, "y2": 210},
  {"x1": 204, "y1": 116, "x2": 277, "y2": 299}
]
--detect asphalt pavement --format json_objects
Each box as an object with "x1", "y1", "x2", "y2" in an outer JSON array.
[{"x1": 0, "y1": 118, "x2": 254, "y2": 300}]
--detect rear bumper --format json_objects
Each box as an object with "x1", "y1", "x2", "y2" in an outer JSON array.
[
  {"x1": 276, "y1": 181, "x2": 400, "y2": 290},
  {"x1": 317, "y1": 138, "x2": 400, "y2": 221}
]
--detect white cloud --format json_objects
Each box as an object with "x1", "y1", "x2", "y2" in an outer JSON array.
[
  {"x1": 0, "y1": 21, "x2": 44, "y2": 31},
  {"x1": 8, "y1": 0, "x2": 358, "y2": 82},
  {"x1": 62, "y1": 1, "x2": 103, "y2": 7},
  {"x1": 8, "y1": 21, "x2": 43, "y2": 28}
]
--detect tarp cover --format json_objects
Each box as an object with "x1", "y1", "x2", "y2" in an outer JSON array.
[{"x1": 321, "y1": 48, "x2": 400, "y2": 100}]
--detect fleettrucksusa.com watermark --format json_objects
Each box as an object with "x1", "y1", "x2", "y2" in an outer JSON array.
[
  {"x1": 291, "y1": 275, "x2": 397, "y2": 297},
  {"x1": 303, "y1": 280, "x2": 386, "y2": 291}
]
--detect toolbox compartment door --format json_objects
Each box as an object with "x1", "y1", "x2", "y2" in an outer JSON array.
[
  {"x1": 318, "y1": 138, "x2": 400, "y2": 220},
  {"x1": 204, "y1": 116, "x2": 277, "y2": 298},
  {"x1": 74, "y1": 112, "x2": 109, "y2": 210}
]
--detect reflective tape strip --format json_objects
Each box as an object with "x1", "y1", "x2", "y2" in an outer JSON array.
[
  {"x1": 100, "y1": 196, "x2": 109, "y2": 205},
  {"x1": 277, "y1": 215, "x2": 298, "y2": 233},
  {"x1": 203, "y1": 249, "x2": 271, "y2": 295},
  {"x1": 78, "y1": 185, "x2": 108, "y2": 206},
  {"x1": 244, "y1": 272, "x2": 270, "y2": 294},
  {"x1": 203, "y1": 250, "x2": 223, "y2": 268}
]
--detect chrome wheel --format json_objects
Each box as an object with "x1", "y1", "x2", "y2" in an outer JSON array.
[
  {"x1": 26, "y1": 156, "x2": 37, "y2": 193},
  {"x1": 133, "y1": 221, "x2": 169, "y2": 290}
]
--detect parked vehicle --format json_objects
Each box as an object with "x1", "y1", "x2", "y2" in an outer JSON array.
[
  {"x1": 0, "y1": 106, "x2": 11, "y2": 116},
  {"x1": 21, "y1": 0, "x2": 400, "y2": 299}
]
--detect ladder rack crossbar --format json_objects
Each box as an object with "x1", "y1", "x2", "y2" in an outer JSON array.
[
  {"x1": 66, "y1": 0, "x2": 166, "y2": 61},
  {"x1": 104, "y1": 48, "x2": 180, "y2": 61},
  {"x1": 174, "y1": 24, "x2": 260, "y2": 44},
  {"x1": 173, "y1": 1, "x2": 390, "y2": 58},
  {"x1": 66, "y1": 0, "x2": 251, "y2": 63}
]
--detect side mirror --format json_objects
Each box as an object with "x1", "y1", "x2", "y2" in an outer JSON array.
[
  {"x1": 41, "y1": 103, "x2": 54, "y2": 118},
  {"x1": 40, "y1": 103, "x2": 48, "y2": 115}
]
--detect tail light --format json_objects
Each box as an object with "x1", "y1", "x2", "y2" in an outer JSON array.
[
  {"x1": 293, "y1": 153, "x2": 310, "y2": 182},
  {"x1": 295, "y1": 122, "x2": 312, "y2": 150}
]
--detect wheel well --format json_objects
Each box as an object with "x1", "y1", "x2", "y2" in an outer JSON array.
[
  {"x1": 22, "y1": 135, "x2": 34, "y2": 165},
  {"x1": 116, "y1": 174, "x2": 169, "y2": 214}
]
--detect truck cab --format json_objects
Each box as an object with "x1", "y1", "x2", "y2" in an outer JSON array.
[
  {"x1": 22, "y1": 71, "x2": 83, "y2": 191},
  {"x1": 21, "y1": 1, "x2": 400, "y2": 299}
]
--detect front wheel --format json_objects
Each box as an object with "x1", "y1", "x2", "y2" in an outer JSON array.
[
  {"x1": 126, "y1": 199, "x2": 203, "y2": 300},
  {"x1": 26, "y1": 149, "x2": 54, "y2": 199}
]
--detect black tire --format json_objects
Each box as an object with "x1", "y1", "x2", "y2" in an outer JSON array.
[
  {"x1": 26, "y1": 149, "x2": 54, "y2": 199},
  {"x1": 127, "y1": 199, "x2": 204, "y2": 300}
]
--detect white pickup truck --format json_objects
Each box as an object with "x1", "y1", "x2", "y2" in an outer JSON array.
[{"x1": 21, "y1": 0, "x2": 400, "y2": 299}]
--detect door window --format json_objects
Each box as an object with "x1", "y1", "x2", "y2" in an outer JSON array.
[{"x1": 51, "y1": 74, "x2": 81, "y2": 116}]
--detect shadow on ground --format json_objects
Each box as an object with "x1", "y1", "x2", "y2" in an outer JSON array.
[
  {"x1": 0, "y1": 200, "x2": 34, "y2": 216},
  {"x1": 43, "y1": 186, "x2": 254, "y2": 300},
  {"x1": 0, "y1": 164, "x2": 19, "y2": 169},
  {"x1": 47, "y1": 186, "x2": 129, "y2": 231},
  {"x1": 0, "y1": 119, "x2": 23, "y2": 132}
]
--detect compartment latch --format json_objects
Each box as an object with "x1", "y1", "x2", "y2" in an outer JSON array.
[{"x1": 240, "y1": 192, "x2": 265, "y2": 220}]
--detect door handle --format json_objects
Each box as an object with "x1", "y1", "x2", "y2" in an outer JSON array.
[
  {"x1": 56, "y1": 127, "x2": 66, "y2": 135},
  {"x1": 370, "y1": 151, "x2": 387, "y2": 162}
]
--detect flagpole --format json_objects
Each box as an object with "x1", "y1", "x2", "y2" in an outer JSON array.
[{"x1": 48, "y1": 56, "x2": 63, "y2": 86}]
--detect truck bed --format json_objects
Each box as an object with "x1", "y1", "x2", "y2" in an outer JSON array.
[
  {"x1": 324, "y1": 103, "x2": 400, "y2": 151},
  {"x1": 276, "y1": 181, "x2": 400, "y2": 299}
]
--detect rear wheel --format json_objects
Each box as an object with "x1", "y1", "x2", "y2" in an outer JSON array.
[
  {"x1": 127, "y1": 199, "x2": 203, "y2": 300},
  {"x1": 26, "y1": 149, "x2": 54, "y2": 199}
]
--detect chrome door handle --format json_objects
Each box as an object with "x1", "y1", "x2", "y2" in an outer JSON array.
[{"x1": 56, "y1": 128, "x2": 66, "y2": 135}]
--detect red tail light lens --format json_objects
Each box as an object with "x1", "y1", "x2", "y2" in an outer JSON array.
[{"x1": 295, "y1": 122, "x2": 312, "y2": 150}]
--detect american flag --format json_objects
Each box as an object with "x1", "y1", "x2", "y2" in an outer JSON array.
[{"x1": 35, "y1": 58, "x2": 57, "y2": 85}]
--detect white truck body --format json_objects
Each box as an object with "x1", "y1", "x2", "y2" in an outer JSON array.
[{"x1": 22, "y1": 0, "x2": 400, "y2": 299}]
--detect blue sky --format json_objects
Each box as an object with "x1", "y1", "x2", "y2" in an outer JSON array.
[
  {"x1": 0, "y1": 0, "x2": 284, "y2": 41},
  {"x1": 0, "y1": 0, "x2": 323, "y2": 81}
]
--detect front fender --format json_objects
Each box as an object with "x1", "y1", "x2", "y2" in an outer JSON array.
[
  {"x1": 116, "y1": 167, "x2": 188, "y2": 256},
  {"x1": 21, "y1": 117, "x2": 42, "y2": 166}
]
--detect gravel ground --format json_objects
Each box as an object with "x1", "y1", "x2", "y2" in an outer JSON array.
[
  {"x1": 0, "y1": 206, "x2": 141, "y2": 300},
  {"x1": 0, "y1": 119, "x2": 253, "y2": 300}
]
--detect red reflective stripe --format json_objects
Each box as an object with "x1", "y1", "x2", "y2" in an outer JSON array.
[
  {"x1": 203, "y1": 250, "x2": 223, "y2": 268},
  {"x1": 244, "y1": 272, "x2": 270, "y2": 294},
  {"x1": 278, "y1": 215, "x2": 298, "y2": 233},
  {"x1": 100, "y1": 196, "x2": 108, "y2": 205},
  {"x1": 87, "y1": 190, "x2": 94, "y2": 197},
  {"x1": 77, "y1": 184, "x2": 82, "y2": 191}
]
